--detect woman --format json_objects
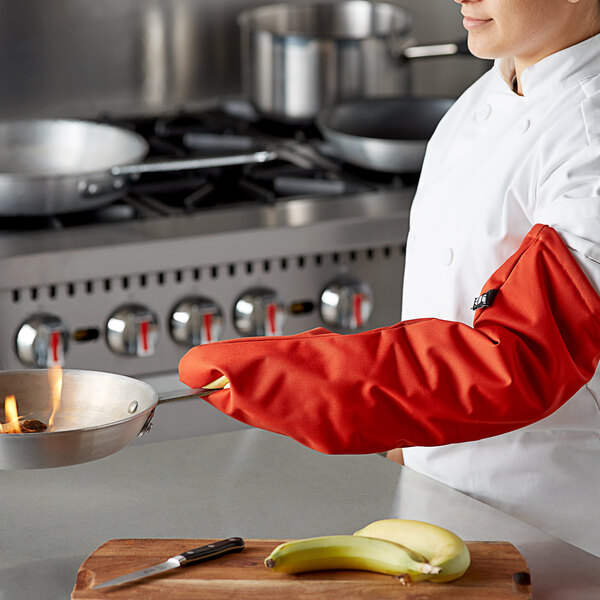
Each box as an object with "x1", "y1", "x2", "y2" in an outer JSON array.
[{"x1": 180, "y1": 0, "x2": 600, "y2": 556}]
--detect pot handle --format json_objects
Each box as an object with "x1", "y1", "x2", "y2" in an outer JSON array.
[
  {"x1": 138, "y1": 409, "x2": 156, "y2": 437},
  {"x1": 391, "y1": 37, "x2": 470, "y2": 60},
  {"x1": 138, "y1": 380, "x2": 227, "y2": 437},
  {"x1": 157, "y1": 387, "x2": 224, "y2": 405},
  {"x1": 157, "y1": 374, "x2": 230, "y2": 405},
  {"x1": 138, "y1": 387, "x2": 223, "y2": 438},
  {"x1": 110, "y1": 150, "x2": 277, "y2": 176},
  {"x1": 77, "y1": 150, "x2": 278, "y2": 197}
]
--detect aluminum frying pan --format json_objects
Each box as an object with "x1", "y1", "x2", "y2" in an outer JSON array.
[
  {"x1": 0, "y1": 119, "x2": 276, "y2": 216},
  {"x1": 316, "y1": 96, "x2": 455, "y2": 173},
  {"x1": 0, "y1": 369, "x2": 222, "y2": 469}
]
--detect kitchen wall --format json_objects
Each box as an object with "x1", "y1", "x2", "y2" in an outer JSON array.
[{"x1": 0, "y1": 0, "x2": 488, "y2": 119}]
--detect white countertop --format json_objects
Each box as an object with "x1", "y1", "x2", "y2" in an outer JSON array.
[{"x1": 1, "y1": 428, "x2": 598, "y2": 599}]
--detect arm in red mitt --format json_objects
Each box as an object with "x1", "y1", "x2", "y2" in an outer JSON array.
[{"x1": 179, "y1": 224, "x2": 600, "y2": 454}]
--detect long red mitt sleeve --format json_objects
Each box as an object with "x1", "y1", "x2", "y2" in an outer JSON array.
[{"x1": 179, "y1": 224, "x2": 600, "y2": 454}]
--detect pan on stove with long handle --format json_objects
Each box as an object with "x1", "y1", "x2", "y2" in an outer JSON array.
[
  {"x1": 317, "y1": 96, "x2": 455, "y2": 173},
  {"x1": 0, "y1": 369, "x2": 224, "y2": 469},
  {"x1": 0, "y1": 119, "x2": 276, "y2": 216}
]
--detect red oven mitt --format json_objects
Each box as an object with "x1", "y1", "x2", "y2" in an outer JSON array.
[{"x1": 179, "y1": 224, "x2": 600, "y2": 454}]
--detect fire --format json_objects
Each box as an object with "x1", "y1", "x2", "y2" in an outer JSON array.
[
  {"x1": 0, "y1": 368, "x2": 60, "y2": 434},
  {"x1": 0, "y1": 395, "x2": 22, "y2": 433},
  {"x1": 48, "y1": 365, "x2": 63, "y2": 428},
  {"x1": 4, "y1": 395, "x2": 19, "y2": 422}
]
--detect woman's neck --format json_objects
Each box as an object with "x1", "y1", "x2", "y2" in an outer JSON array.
[{"x1": 513, "y1": 23, "x2": 600, "y2": 96}]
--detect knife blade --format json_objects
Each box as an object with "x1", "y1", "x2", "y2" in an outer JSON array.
[{"x1": 92, "y1": 537, "x2": 245, "y2": 590}]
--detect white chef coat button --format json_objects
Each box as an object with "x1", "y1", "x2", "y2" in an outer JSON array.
[
  {"x1": 518, "y1": 119, "x2": 531, "y2": 133},
  {"x1": 475, "y1": 104, "x2": 492, "y2": 122},
  {"x1": 441, "y1": 248, "x2": 454, "y2": 265}
]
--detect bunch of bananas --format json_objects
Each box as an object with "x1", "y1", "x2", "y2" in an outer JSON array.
[{"x1": 264, "y1": 519, "x2": 470, "y2": 583}]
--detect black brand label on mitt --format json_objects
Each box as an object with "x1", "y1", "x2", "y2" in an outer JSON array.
[{"x1": 472, "y1": 288, "x2": 499, "y2": 311}]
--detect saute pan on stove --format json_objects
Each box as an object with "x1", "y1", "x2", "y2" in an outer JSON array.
[
  {"x1": 0, "y1": 119, "x2": 276, "y2": 216},
  {"x1": 317, "y1": 96, "x2": 455, "y2": 173},
  {"x1": 0, "y1": 369, "x2": 221, "y2": 469},
  {"x1": 0, "y1": 98, "x2": 453, "y2": 216}
]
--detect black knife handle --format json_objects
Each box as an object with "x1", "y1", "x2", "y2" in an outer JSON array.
[{"x1": 177, "y1": 537, "x2": 245, "y2": 566}]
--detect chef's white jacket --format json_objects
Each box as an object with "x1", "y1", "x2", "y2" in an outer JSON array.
[{"x1": 402, "y1": 34, "x2": 600, "y2": 557}]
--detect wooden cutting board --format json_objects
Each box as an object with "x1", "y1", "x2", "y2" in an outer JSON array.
[{"x1": 72, "y1": 538, "x2": 531, "y2": 599}]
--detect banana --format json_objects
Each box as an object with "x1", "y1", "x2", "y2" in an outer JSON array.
[
  {"x1": 264, "y1": 535, "x2": 441, "y2": 577},
  {"x1": 353, "y1": 519, "x2": 470, "y2": 582}
]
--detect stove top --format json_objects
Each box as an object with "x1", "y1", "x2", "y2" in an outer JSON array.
[
  {"x1": 0, "y1": 101, "x2": 416, "y2": 233},
  {"x1": 0, "y1": 102, "x2": 414, "y2": 378}
]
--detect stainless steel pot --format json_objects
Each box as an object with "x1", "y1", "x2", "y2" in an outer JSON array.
[
  {"x1": 238, "y1": 1, "x2": 468, "y2": 123},
  {"x1": 0, "y1": 369, "x2": 220, "y2": 469}
]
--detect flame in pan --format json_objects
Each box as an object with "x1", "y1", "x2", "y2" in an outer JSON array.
[
  {"x1": 0, "y1": 395, "x2": 22, "y2": 433},
  {"x1": 0, "y1": 394, "x2": 22, "y2": 433},
  {"x1": 0, "y1": 368, "x2": 62, "y2": 433},
  {"x1": 48, "y1": 366, "x2": 63, "y2": 429},
  {"x1": 4, "y1": 395, "x2": 19, "y2": 423}
]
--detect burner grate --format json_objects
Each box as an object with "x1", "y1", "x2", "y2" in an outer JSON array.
[{"x1": 1, "y1": 104, "x2": 410, "y2": 232}]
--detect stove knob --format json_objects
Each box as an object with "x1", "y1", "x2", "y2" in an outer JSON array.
[
  {"x1": 106, "y1": 304, "x2": 159, "y2": 356},
  {"x1": 170, "y1": 297, "x2": 224, "y2": 346},
  {"x1": 320, "y1": 277, "x2": 373, "y2": 330},
  {"x1": 15, "y1": 314, "x2": 69, "y2": 367},
  {"x1": 234, "y1": 288, "x2": 286, "y2": 337}
]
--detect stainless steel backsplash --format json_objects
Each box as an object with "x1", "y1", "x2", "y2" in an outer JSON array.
[{"x1": 0, "y1": 0, "x2": 486, "y2": 119}]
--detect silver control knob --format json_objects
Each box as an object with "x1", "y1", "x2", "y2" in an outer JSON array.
[
  {"x1": 106, "y1": 304, "x2": 159, "y2": 356},
  {"x1": 170, "y1": 296, "x2": 224, "y2": 346},
  {"x1": 234, "y1": 288, "x2": 286, "y2": 336},
  {"x1": 320, "y1": 276, "x2": 374, "y2": 330},
  {"x1": 15, "y1": 313, "x2": 69, "y2": 367}
]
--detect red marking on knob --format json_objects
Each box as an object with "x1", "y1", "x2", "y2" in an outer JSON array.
[
  {"x1": 203, "y1": 312, "x2": 213, "y2": 343},
  {"x1": 50, "y1": 331, "x2": 61, "y2": 364},
  {"x1": 267, "y1": 303, "x2": 277, "y2": 335},
  {"x1": 139, "y1": 321, "x2": 150, "y2": 352},
  {"x1": 353, "y1": 294, "x2": 363, "y2": 328}
]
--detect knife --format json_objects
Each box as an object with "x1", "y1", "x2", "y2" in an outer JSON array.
[{"x1": 92, "y1": 537, "x2": 245, "y2": 590}]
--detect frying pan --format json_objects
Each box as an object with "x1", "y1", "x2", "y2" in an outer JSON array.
[
  {"x1": 0, "y1": 119, "x2": 276, "y2": 216},
  {"x1": 0, "y1": 99, "x2": 452, "y2": 216},
  {"x1": 317, "y1": 96, "x2": 455, "y2": 173},
  {"x1": 0, "y1": 369, "x2": 222, "y2": 469}
]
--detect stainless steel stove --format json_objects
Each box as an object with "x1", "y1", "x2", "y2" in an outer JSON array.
[{"x1": 0, "y1": 102, "x2": 413, "y2": 437}]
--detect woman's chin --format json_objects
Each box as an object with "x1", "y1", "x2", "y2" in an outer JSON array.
[{"x1": 465, "y1": 35, "x2": 503, "y2": 60}]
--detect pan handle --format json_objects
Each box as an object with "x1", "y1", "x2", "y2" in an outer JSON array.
[
  {"x1": 156, "y1": 374, "x2": 229, "y2": 405},
  {"x1": 157, "y1": 387, "x2": 224, "y2": 405},
  {"x1": 138, "y1": 387, "x2": 225, "y2": 436},
  {"x1": 138, "y1": 387, "x2": 223, "y2": 438},
  {"x1": 391, "y1": 37, "x2": 471, "y2": 60},
  {"x1": 110, "y1": 150, "x2": 278, "y2": 176},
  {"x1": 78, "y1": 150, "x2": 278, "y2": 198}
]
